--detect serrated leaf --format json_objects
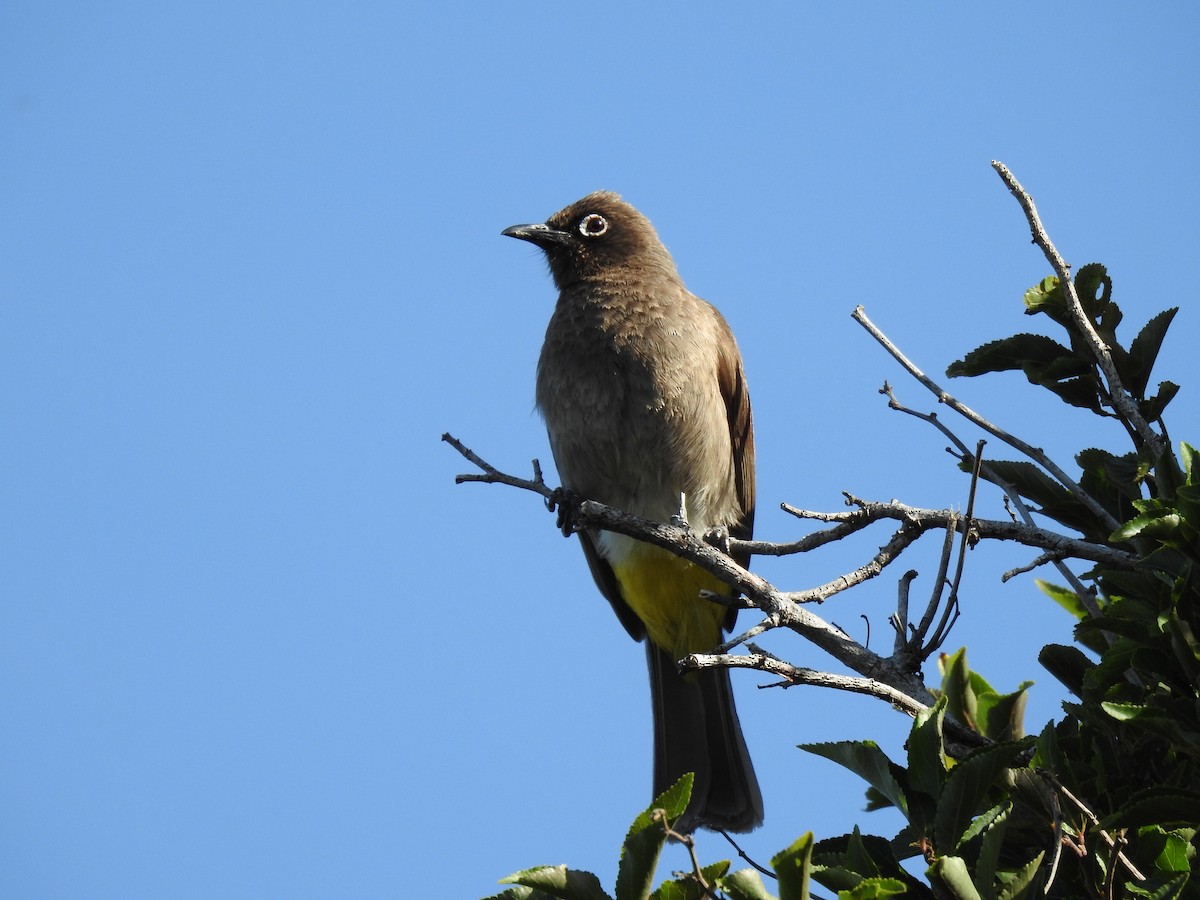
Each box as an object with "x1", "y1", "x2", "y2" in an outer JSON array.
[
  {"x1": 946, "y1": 333, "x2": 1075, "y2": 379},
  {"x1": 1074, "y1": 263, "x2": 1114, "y2": 322},
  {"x1": 649, "y1": 861, "x2": 730, "y2": 900},
  {"x1": 1142, "y1": 380, "x2": 1180, "y2": 421},
  {"x1": 1097, "y1": 789, "x2": 1200, "y2": 830},
  {"x1": 1022, "y1": 276, "x2": 1063, "y2": 317},
  {"x1": 718, "y1": 868, "x2": 777, "y2": 900},
  {"x1": 1111, "y1": 509, "x2": 1182, "y2": 542},
  {"x1": 1142, "y1": 825, "x2": 1192, "y2": 874},
  {"x1": 483, "y1": 887, "x2": 546, "y2": 900},
  {"x1": 1182, "y1": 442, "x2": 1198, "y2": 484},
  {"x1": 499, "y1": 866, "x2": 612, "y2": 900},
  {"x1": 1127, "y1": 308, "x2": 1178, "y2": 398},
  {"x1": 907, "y1": 696, "x2": 948, "y2": 800},
  {"x1": 927, "y1": 855, "x2": 983, "y2": 899},
  {"x1": 841, "y1": 877, "x2": 908, "y2": 899},
  {"x1": 771, "y1": 832, "x2": 813, "y2": 900},
  {"x1": 1128, "y1": 872, "x2": 1188, "y2": 899},
  {"x1": 994, "y1": 851, "x2": 1045, "y2": 900},
  {"x1": 934, "y1": 742, "x2": 1029, "y2": 853},
  {"x1": 939, "y1": 648, "x2": 977, "y2": 733},
  {"x1": 800, "y1": 742, "x2": 908, "y2": 816},
  {"x1": 1041, "y1": 376, "x2": 1104, "y2": 412},
  {"x1": 970, "y1": 459, "x2": 1072, "y2": 512},
  {"x1": 977, "y1": 683, "x2": 1032, "y2": 742},
  {"x1": 617, "y1": 774, "x2": 692, "y2": 900},
  {"x1": 1176, "y1": 484, "x2": 1200, "y2": 531},
  {"x1": 1035, "y1": 581, "x2": 1093, "y2": 621},
  {"x1": 1038, "y1": 643, "x2": 1094, "y2": 697},
  {"x1": 970, "y1": 803, "x2": 1011, "y2": 893}
]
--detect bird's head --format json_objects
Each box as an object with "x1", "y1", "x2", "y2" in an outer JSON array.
[{"x1": 503, "y1": 191, "x2": 677, "y2": 289}]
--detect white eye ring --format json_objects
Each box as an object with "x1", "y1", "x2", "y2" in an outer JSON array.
[{"x1": 579, "y1": 213, "x2": 609, "y2": 237}]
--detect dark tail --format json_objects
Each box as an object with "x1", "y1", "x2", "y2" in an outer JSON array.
[{"x1": 646, "y1": 643, "x2": 763, "y2": 833}]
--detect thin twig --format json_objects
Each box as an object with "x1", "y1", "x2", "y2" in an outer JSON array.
[
  {"x1": 853, "y1": 306, "x2": 1121, "y2": 533},
  {"x1": 442, "y1": 433, "x2": 554, "y2": 499},
  {"x1": 779, "y1": 523, "x2": 924, "y2": 603},
  {"x1": 685, "y1": 645, "x2": 986, "y2": 751},
  {"x1": 912, "y1": 522, "x2": 957, "y2": 653},
  {"x1": 926, "y1": 442, "x2": 985, "y2": 653},
  {"x1": 892, "y1": 569, "x2": 919, "y2": 658},
  {"x1": 1001, "y1": 551, "x2": 1067, "y2": 582},
  {"x1": 758, "y1": 500, "x2": 1133, "y2": 571},
  {"x1": 1041, "y1": 772, "x2": 1146, "y2": 883},
  {"x1": 716, "y1": 830, "x2": 777, "y2": 881},
  {"x1": 880, "y1": 386, "x2": 1108, "y2": 619},
  {"x1": 991, "y1": 161, "x2": 1166, "y2": 459}
]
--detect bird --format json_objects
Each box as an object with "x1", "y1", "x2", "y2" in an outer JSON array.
[{"x1": 502, "y1": 191, "x2": 763, "y2": 833}]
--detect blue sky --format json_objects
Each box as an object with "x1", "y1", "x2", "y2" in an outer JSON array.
[{"x1": 3, "y1": 4, "x2": 1198, "y2": 898}]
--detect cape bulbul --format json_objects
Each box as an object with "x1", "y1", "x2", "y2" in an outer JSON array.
[{"x1": 503, "y1": 192, "x2": 762, "y2": 833}]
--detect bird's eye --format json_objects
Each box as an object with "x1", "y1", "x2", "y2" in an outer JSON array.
[{"x1": 579, "y1": 213, "x2": 609, "y2": 238}]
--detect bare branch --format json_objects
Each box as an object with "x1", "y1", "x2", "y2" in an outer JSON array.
[
  {"x1": 991, "y1": 161, "x2": 1167, "y2": 460},
  {"x1": 684, "y1": 646, "x2": 983, "y2": 751},
  {"x1": 925, "y1": 442, "x2": 986, "y2": 654},
  {"x1": 442, "y1": 433, "x2": 554, "y2": 500},
  {"x1": 1002, "y1": 551, "x2": 1067, "y2": 583},
  {"x1": 746, "y1": 500, "x2": 1135, "y2": 571},
  {"x1": 779, "y1": 523, "x2": 924, "y2": 603},
  {"x1": 910, "y1": 521, "x2": 958, "y2": 653},
  {"x1": 892, "y1": 569, "x2": 919, "y2": 657},
  {"x1": 852, "y1": 306, "x2": 1121, "y2": 533},
  {"x1": 880, "y1": 387, "x2": 1106, "y2": 619}
]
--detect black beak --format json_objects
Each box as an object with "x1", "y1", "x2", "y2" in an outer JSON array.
[{"x1": 502, "y1": 223, "x2": 573, "y2": 247}]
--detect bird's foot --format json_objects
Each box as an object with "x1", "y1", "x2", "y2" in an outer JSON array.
[
  {"x1": 547, "y1": 487, "x2": 581, "y2": 537},
  {"x1": 703, "y1": 525, "x2": 731, "y2": 554}
]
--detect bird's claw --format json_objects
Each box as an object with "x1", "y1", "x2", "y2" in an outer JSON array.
[
  {"x1": 547, "y1": 487, "x2": 581, "y2": 537},
  {"x1": 704, "y1": 525, "x2": 731, "y2": 554}
]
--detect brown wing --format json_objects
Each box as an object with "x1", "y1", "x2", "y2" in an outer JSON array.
[{"x1": 714, "y1": 313, "x2": 755, "y2": 631}]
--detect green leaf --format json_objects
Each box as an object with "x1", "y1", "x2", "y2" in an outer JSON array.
[
  {"x1": 970, "y1": 802, "x2": 1011, "y2": 894},
  {"x1": 499, "y1": 866, "x2": 612, "y2": 900},
  {"x1": 1142, "y1": 380, "x2": 1180, "y2": 421},
  {"x1": 1022, "y1": 276, "x2": 1064, "y2": 318},
  {"x1": 1035, "y1": 580, "x2": 1094, "y2": 622},
  {"x1": 616, "y1": 774, "x2": 691, "y2": 900},
  {"x1": 927, "y1": 855, "x2": 983, "y2": 900},
  {"x1": 840, "y1": 877, "x2": 909, "y2": 898},
  {"x1": 483, "y1": 887, "x2": 551, "y2": 900},
  {"x1": 939, "y1": 648, "x2": 978, "y2": 733},
  {"x1": 1126, "y1": 872, "x2": 1188, "y2": 899},
  {"x1": 906, "y1": 696, "x2": 948, "y2": 800},
  {"x1": 1101, "y1": 700, "x2": 1147, "y2": 721},
  {"x1": 648, "y1": 861, "x2": 730, "y2": 900},
  {"x1": 934, "y1": 742, "x2": 1029, "y2": 853},
  {"x1": 1140, "y1": 825, "x2": 1193, "y2": 874},
  {"x1": 771, "y1": 832, "x2": 814, "y2": 900},
  {"x1": 976, "y1": 683, "x2": 1032, "y2": 742},
  {"x1": 1097, "y1": 789, "x2": 1200, "y2": 830},
  {"x1": 1038, "y1": 643, "x2": 1094, "y2": 697},
  {"x1": 800, "y1": 742, "x2": 908, "y2": 816},
  {"x1": 1111, "y1": 508, "x2": 1182, "y2": 542},
  {"x1": 1074, "y1": 263, "x2": 1115, "y2": 325},
  {"x1": 973, "y1": 459, "x2": 1071, "y2": 509},
  {"x1": 945, "y1": 333, "x2": 1077, "y2": 379},
  {"x1": 994, "y1": 851, "x2": 1045, "y2": 900},
  {"x1": 1127, "y1": 308, "x2": 1178, "y2": 398},
  {"x1": 718, "y1": 868, "x2": 778, "y2": 900},
  {"x1": 1182, "y1": 442, "x2": 1198, "y2": 484}
]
